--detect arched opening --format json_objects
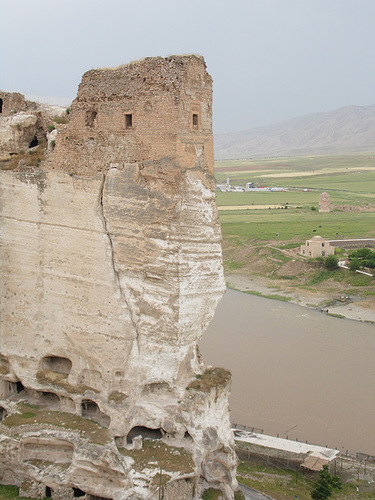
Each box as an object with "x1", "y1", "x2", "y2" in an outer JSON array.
[
  {"x1": 15, "y1": 381, "x2": 24, "y2": 393},
  {"x1": 0, "y1": 98, "x2": 3, "y2": 113},
  {"x1": 45, "y1": 486, "x2": 52, "y2": 498},
  {"x1": 0, "y1": 407, "x2": 8, "y2": 421},
  {"x1": 82, "y1": 399, "x2": 98, "y2": 415},
  {"x1": 38, "y1": 391, "x2": 60, "y2": 408},
  {"x1": 73, "y1": 487, "x2": 86, "y2": 497},
  {"x1": 81, "y1": 399, "x2": 110, "y2": 427},
  {"x1": 126, "y1": 426, "x2": 163, "y2": 444},
  {"x1": 42, "y1": 356, "x2": 72, "y2": 376},
  {"x1": 29, "y1": 136, "x2": 38, "y2": 148}
]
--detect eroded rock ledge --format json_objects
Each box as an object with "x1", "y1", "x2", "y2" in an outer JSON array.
[{"x1": 0, "y1": 55, "x2": 238, "y2": 499}]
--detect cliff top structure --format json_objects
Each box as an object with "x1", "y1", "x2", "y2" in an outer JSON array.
[{"x1": 0, "y1": 56, "x2": 238, "y2": 499}]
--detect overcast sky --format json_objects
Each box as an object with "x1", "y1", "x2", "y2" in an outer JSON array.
[{"x1": 1, "y1": 0, "x2": 375, "y2": 134}]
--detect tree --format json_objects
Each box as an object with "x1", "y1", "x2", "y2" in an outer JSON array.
[
  {"x1": 310, "y1": 465, "x2": 342, "y2": 500},
  {"x1": 324, "y1": 255, "x2": 338, "y2": 270},
  {"x1": 349, "y1": 258, "x2": 361, "y2": 271}
]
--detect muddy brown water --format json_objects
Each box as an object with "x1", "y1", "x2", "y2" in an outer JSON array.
[{"x1": 200, "y1": 289, "x2": 375, "y2": 455}]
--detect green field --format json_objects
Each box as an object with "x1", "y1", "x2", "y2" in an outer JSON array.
[
  {"x1": 215, "y1": 152, "x2": 375, "y2": 243},
  {"x1": 215, "y1": 153, "x2": 375, "y2": 301},
  {"x1": 220, "y1": 211, "x2": 375, "y2": 243}
]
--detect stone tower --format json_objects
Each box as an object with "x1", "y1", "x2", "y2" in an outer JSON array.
[
  {"x1": 319, "y1": 191, "x2": 330, "y2": 213},
  {"x1": 0, "y1": 56, "x2": 238, "y2": 499}
]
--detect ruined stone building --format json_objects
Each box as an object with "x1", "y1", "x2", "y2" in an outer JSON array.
[{"x1": 0, "y1": 56, "x2": 238, "y2": 499}]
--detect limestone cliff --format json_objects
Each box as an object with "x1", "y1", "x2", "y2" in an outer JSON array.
[{"x1": 0, "y1": 56, "x2": 238, "y2": 499}]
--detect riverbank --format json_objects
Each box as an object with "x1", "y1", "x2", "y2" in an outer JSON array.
[{"x1": 225, "y1": 273, "x2": 375, "y2": 323}]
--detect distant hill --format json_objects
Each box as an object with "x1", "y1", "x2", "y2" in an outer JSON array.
[{"x1": 214, "y1": 105, "x2": 375, "y2": 159}]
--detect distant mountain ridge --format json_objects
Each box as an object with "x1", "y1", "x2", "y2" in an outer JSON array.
[{"x1": 214, "y1": 105, "x2": 375, "y2": 159}]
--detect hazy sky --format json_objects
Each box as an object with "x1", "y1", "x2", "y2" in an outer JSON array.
[{"x1": 1, "y1": 0, "x2": 375, "y2": 133}]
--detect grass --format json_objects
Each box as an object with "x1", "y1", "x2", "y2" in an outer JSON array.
[
  {"x1": 187, "y1": 367, "x2": 231, "y2": 392},
  {"x1": 119, "y1": 439, "x2": 194, "y2": 475},
  {"x1": 216, "y1": 153, "x2": 375, "y2": 305},
  {"x1": 243, "y1": 290, "x2": 291, "y2": 302},
  {"x1": 220, "y1": 211, "x2": 375, "y2": 243},
  {"x1": 0, "y1": 146, "x2": 46, "y2": 171},
  {"x1": 224, "y1": 259, "x2": 246, "y2": 271},
  {"x1": 236, "y1": 459, "x2": 375, "y2": 500},
  {"x1": 202, "y1": 489, "x2": 223, "y2": 499},
  {"x1": 0, "y1": 485, "x2": 43, "y2": 500},
  {"x1": 36, "y1": 370, "x2": 98, "y2": 394},
  {"x1": 2, "y1": 403, "x2": 111, "y2": 445},
  {"x1": 216, "y1": 152, "x2": 375, "y2": 243}
]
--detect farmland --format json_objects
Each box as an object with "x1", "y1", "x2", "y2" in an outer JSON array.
[{"x1": 215, "y1": 152, "x2": 375, "y2": 316}]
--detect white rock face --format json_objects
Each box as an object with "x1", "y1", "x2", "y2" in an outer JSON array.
[
  {"x1": 0, "y1": 113, "x2": 38, "y2": 154},
  {"x1": 0, "y1": 56, "x2": 238, "y2": 499}
]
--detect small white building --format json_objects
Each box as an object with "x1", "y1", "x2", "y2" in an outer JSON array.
[{"x1": 300, "y1": 236, "x2": 335, "y2": 258}]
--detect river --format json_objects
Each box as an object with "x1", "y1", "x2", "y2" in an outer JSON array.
[{"x1": 200, "y1": 289, "x2": 375, "y2": 455}]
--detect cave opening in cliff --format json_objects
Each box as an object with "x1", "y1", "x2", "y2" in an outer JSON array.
[
  {"x1": 8, "y1": 381, "x2": 25, "y2": 394},
  {"x1": 81, "y1": 399, "x2": 111, "y2": 427},
  {"x1": 0, "y1": 407, "x2": 7, "y2": 421},
  {"x1": 42, "y1": 356, "x2": 72, "y2": 375},
  {"x1": 45, "y1": 487, "x2": 52, "y2": 498},
  {"x1": 38, "y1": 391, "x2": 60, "y2": 408},
  {"x1": 73, "y1": 488, "x2": 86, "y2": 497},
  {"x1": 0, "y1": 99, "x2": 3, "y2": 113},
  {"x1": 126, "y1": 426, "x2": 163, "y2": 444},
  {"x1": 29, "y1": 136, "x2": 38, "y2": 148}
]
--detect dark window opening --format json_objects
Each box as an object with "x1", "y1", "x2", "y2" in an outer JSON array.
[
  {"x1": 125, "y1": 113, "x2": 133, "y2": 129},
  {"x1": 16, "y1": 382, "x2": 24, "y2": 393},
  {"x1": 29, "y1": 136, "x2": 38, "y2": 148},
  {"x1": 82, "y1": 399, "x2": 99, "y2": 416},
  {"x1": 85, "y1": 110, "x2": 97, "y2": 128},
  {"x1": 73, "y1": 488, "x2": 86, "y2": 497},
  {"x1": 0, "y1": 407, "x2": 7, "y2": 421},
  {"x1": 45, "y1": 487, "x2": 52, "y2": 498},
  {"x1": 192, "y1": 113, "x2": 198, "y2": 129},
  {"x1": 127, "y1": 426, "x2": 163, "y2": 444},
  {"x1": 0, "y1": 98, "x2": 3, "y2": 113},
  {"x1": 81, "y1": 399, "x2": 111, "y2": 427}
]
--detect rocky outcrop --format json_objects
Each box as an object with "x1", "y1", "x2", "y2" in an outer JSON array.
[
  {"x1": 0, "y1": 113, "x2": 38, "y2": 154},
  {"x1": 0, "y1": 90, "x2": 67, "y2": 157},
  {"x1": 0, "y1": 56, "x2": 238, "y2": 499}
]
